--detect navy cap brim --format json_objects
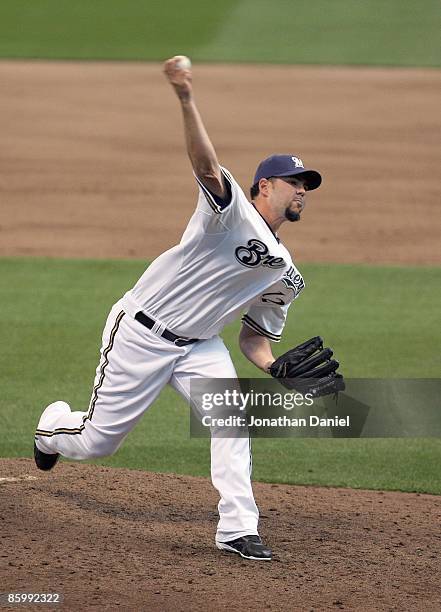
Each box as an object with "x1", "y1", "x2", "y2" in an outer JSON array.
[{"x1": 274, "y1": 168, "x2": 322, "y2": 191}]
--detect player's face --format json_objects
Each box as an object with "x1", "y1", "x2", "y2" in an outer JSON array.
[{"x1": 271, "y1": 177, "x2": 307, "y2": 222}]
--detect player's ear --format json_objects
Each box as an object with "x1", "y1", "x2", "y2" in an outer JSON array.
[{"x1": 258, "y1": 178, "x2": 272, "y2": 198}]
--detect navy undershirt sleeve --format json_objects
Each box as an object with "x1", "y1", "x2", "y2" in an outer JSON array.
[{"x1": 202, "y1": 172, "x2": 233, "y2": 210}]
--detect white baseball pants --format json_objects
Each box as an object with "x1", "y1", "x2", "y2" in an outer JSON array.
[{"x1": 35, "y1": 300, "x2": 259, "y2": 542}]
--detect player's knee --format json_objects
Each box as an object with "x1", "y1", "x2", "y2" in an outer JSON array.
[{"x1": 84, "y1": 432, "x2": 121, "y2": 458}]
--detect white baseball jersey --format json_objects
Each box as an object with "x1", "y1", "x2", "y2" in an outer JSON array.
[{"x1": 121, "y1": 167, "x2": 305, "y2": 341}]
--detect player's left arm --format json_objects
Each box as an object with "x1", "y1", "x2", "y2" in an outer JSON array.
[{"x1": 239, "y1": 324, "x2": 275, "y2": 373}]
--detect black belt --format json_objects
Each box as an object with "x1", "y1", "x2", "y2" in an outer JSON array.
[{"x1": 135, "y1": 311, "x2": 199, "y2": 347}]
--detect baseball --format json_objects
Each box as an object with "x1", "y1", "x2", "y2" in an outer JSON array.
[{"x1": 175, "y1": 55, "x2": 191, "y2": 70}]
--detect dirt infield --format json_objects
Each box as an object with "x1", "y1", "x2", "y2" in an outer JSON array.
[
  {"x1": 1, "y1": 459, "x2": 440, "y2": 611},
  {"x1": 1, "y1": 61, "x2": 440, "y2": 264},
  {"x1": 1, "y1": 61, "x2": 441, "y2": 610}
]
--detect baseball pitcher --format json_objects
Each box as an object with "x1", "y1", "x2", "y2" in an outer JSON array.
[{"x1": 34, "y1": 56, "x2": 344, "y2": 561}]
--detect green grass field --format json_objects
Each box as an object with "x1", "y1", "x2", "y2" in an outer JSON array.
[
  {"x1": 1, "y1": 257, "x2": 440, "y2": 494},
  {"x1": 1, "y1": 0, "x2": 440, "y2": 66}
]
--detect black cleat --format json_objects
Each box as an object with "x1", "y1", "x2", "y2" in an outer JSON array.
[
  {"x1": 34, "y1": 441, "x2": 59, "y2": 471},
  {"x1": 216, "y1": 535, "x2": 272, "y2": 561}
]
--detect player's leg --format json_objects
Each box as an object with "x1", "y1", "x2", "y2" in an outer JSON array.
[
  {"x1": 169, "y1": 336, "x2": 259, "y2": 541},
  {"x1": 35, "y1": 304, "x2": 180, "y2": 461}
]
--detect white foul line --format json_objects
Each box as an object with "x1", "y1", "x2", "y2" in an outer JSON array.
[{"x1": 0, "y1": 475, "x2": 38, "y2": 483}]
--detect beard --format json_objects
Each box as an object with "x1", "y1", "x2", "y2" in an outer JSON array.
[{"x1": 285, "y1": 207, "x2": 301, "y2": 222}]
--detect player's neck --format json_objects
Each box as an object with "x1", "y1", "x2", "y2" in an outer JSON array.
[{"x1": 252, "y1": 199, "x2": 284, "y2": 233}]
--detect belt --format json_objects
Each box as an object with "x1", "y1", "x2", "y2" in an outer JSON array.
[{"x1": 134, "y1": 311, "x2": 199, "y2": 347}]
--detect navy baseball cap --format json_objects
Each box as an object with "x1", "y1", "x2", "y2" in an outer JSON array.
[{"x1": 253, "y1": 154, "x2": 322, "y2": 191}]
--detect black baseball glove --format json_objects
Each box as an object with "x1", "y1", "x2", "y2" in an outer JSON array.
[{"x1": 269, "y1": 336, "x2": 345, "y2": 398}]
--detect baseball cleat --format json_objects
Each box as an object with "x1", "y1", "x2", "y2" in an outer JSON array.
[
  {"x1": 216, "y1": 535, "x2": 272, "y2": 561},
  {"x1": 34, "y1": 441, "x2": 60, "y2": 471}
]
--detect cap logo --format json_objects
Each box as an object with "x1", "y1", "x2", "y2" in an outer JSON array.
[{"x1": 291, "y1": 156, "x2": 304, "y2": 168}]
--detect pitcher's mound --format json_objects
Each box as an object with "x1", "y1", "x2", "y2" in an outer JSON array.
[{"x1": 1, "y1": 458, "x2": 439, "y2": 610}]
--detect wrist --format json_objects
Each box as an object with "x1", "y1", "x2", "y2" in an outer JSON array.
[
  {"x1": 178, "y1": 92, "x2": 194, "y2": 105},
  {"x1": 263, "y1": 360, "x2": 274, "y2": 374}
]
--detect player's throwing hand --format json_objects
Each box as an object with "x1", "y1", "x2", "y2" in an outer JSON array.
[{"x1": 163, "y1": 56, "x2": 193, "y2": 102}]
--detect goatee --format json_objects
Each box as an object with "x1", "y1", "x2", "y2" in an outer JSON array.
[{"x1": 285, "y1": 208, "x2": 300, "y2": 222}]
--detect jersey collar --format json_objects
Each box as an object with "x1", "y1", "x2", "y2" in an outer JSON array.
[{"x1": 250, "y1": 201, "x2": 280, "y2": 243}]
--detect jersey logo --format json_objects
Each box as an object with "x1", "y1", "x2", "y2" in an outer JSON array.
[
  {"x1": 282, "y1": 266, "x2": 305, "y2": 297},
  {"x1": 235, "y1": 239, "x2": 285, "y2": 269},
  {"x1": 291, "y1": 156, "x2": 304, "y2": 168}
]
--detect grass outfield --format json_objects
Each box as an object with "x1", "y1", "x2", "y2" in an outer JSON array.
[
  {"x1": 1, "y1": 257, "x2": 440, "y2": 493},
  {"x1": 0, "y1": 0, "x2": 440, "y2": 67}
]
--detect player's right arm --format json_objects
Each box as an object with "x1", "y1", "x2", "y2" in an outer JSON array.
[{"x1": 163, "y1": 56, "x2": 228, "y2": 201}]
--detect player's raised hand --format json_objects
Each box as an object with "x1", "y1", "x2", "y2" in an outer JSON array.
[{"x1": 163, "y1": 56, "x2": 193, "y2": 102}]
